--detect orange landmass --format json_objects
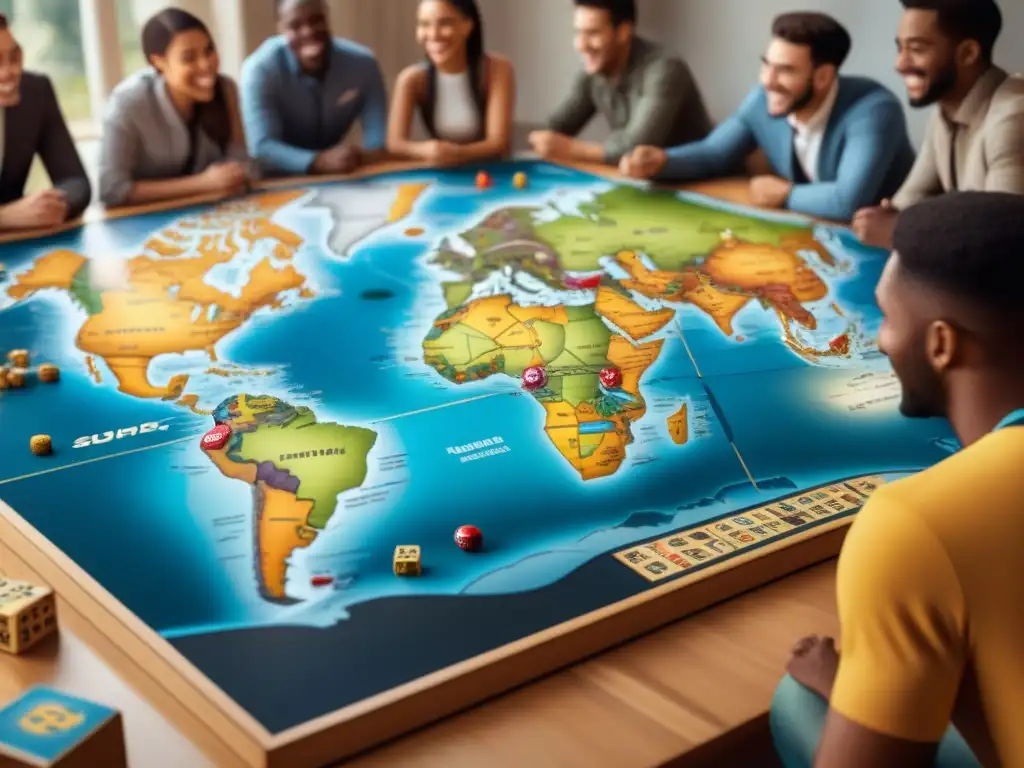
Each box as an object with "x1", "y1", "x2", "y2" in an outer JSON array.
[
  {"x1": 781, "y1": 231, "x2": 835, "y2": 266},
  {"x1": 594, "y1": 285, "x2": 675, "y2": 340},
  {"x1": 85, "y1": 355, "x2": 101, "y2": 383},
  {"x1": 457, "y1": 294, "x2": 519, "y2": 338},
  {"x1": 510, "y1": 303, "x2": 570, "y2": 325},
  {"x1": 175, "y1": 394, "x2": 212, "y2": 415},
  {"x1": 204, "y1": 444, "x2": 257, "y2": 484},
  {"x1": 9, "y1": 192, "x2": 312, "y2": 400},
  {"x1": 255, "y1": 482, "x2": 316, "y2": 601},
  {"x1": 542, "y1": 336, "x2": 663, "y2": 481},
  {"x1": 615, "y1": 237, "x2": 829, "y2": 337},
  {"x1": 6, "y1": 250, "x2": 85, "y2": 300},
  {"x1": 389, "y1": 183, "x2": 430, "y2": 222},
  {"x1": 404, "y1": 227, "x2": 425, "y2": 237},
  {"x1": 144, "y1": 237, "x2": 187, "y2": 257},
  {"x1": 204, "y1": 446, "x2": 315, "y2": 601},
  {"x1": 667, "y1": 404, "x2": 689, "y2": 445}
]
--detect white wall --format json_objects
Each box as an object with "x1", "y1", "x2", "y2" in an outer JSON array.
[
  {"x1": 672, "y1": 0, "x2": 1024, "y2": 146},
  {"x1": 243, "y1": 0, "x2": 1024, "y2": 147}
]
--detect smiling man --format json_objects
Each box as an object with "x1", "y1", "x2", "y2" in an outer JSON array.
[
  {"x1": 619, "y1": 12, "x2": 915, "y2": 222},
  {"x1": 772, "y1": 191, "x2": 1024, "y2": 768},
  {"x1": 239, "y1": 0, "x2": 388, "y2": 177},
  {"x1": 0, "y1": 13, "x2": 91, "y2": 232},
  {"x1": 853, "y1": 0, "x2": 1022, "y2": 250},
  {"x1": 528, "y1": 0, "x2": 712, "y2": 166}
]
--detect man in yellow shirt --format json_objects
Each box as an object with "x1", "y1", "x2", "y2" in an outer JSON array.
[{"x1": 771, "y1": 190, "x2": 1024, "y2": 767}]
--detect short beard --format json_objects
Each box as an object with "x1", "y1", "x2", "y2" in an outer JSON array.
[
  {"x1": 786, "y1": 79, "x2": 816, "y2": 115},
  {"x1": 895, "y1": 348, "x2": 948, "y2": 419},
  {"x1": 909, "y1": 62, "x2": 958, "y2": 108}
]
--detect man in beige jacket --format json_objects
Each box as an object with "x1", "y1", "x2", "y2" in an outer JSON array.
[{"x1": 854, "y1": 0, "x2": 1023, "y2": 249}]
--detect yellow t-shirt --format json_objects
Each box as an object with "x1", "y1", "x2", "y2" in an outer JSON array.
[{"x1": 830, "y1": 416, "x2": 1024, "y2": 764}]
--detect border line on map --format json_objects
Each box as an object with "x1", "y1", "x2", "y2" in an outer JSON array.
[
  {"x1": 677, "y1": 327, "x2": 703, "y2": 378},
  {"x1": 0, "y1": 437, "x2": 195, "y2": 486},
  {"x1": 0, "y1": 393, "x2": 518, "y2": 488},
  {"x1": 675, "y1": 325, "x2": 759, "y2": 491},
  {"x1": 369, "y1": 392, "x2": 514, "y2": 424}
]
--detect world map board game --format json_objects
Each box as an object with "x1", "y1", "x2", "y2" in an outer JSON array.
[{"x1": 0, "y1": 161, "x2": 958, "y2": 766}]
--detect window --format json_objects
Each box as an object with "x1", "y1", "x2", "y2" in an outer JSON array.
[
  {"x1": 0, "y1": 0, "x2": 93, "y2": 126},
  {"x1": 117, "y1": 0, "x2": 147, "y2": 77}
]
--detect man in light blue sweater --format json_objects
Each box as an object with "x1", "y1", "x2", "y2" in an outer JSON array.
[
  {"x1": 239, "y1": 0, "x2": 388, "y2": 177},
  {"x1": 620, "y1": 12, "x2": 916, "y2": 222}
]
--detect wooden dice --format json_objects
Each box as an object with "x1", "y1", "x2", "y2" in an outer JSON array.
[
  {"x1": 37, "y1": 364, "x2": 60, "y2": 384},
  {"x1": 0, "y1": 578, "x2": 58, "y2": 655},
  {"x1": 6, "y1": 350, "x2": 28, "y2": 368},
  {"x1": 393, "y1": 545, "x2": 422, "y2": 576},
  {"x1": 0, "y1": 686, "x2": 126, "y2": 767},
  {"x1": 30, "y1": 435, "x2": 52, "y2": 456}
]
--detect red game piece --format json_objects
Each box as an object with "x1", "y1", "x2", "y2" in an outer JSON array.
[
  {"x1": 200, "y1": 424, "x2": 232, "y2": 451},
  {"x1": 476, "y1": 171, "x2": 492, "y2": 189},
  {"x1": 454, "y1": 525, "x2": 483, "y2": 552},
  {"x1": 829, "y1": 333, "x2": 850, "y2": 353},
  {"x1": 563, "y1": 274, "x2": 602, "y2": 290},
  {"x1": 311, "y1": 575, "x2": 334, "y2": 587},
  {"x1": 599, "y1": 366, "x2": 623, "y2": 389},
  {"x1": 522, "y1": 365, "x2": 547, "y2": 391}
]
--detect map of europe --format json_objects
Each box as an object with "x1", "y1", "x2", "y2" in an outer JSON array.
[{"x1": 0, "y1": 165, "x2": 879, "y2": 608}]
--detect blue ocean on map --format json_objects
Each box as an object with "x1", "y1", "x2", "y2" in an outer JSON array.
[{"x1": 0, "y1": 161, "x2": 957, "y2": 638}]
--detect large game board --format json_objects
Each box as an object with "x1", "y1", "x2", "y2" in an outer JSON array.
[{"x1": 0, "y1": 161, "x2": 957, "y2": 766}]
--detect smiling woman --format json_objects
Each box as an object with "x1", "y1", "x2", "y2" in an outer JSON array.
[
  {"x1": 96, "y1": 7, "x2": 252, "y2": 209},
  {"x1": 386, "y1": 0, "x2": 515, "y2": 166}
]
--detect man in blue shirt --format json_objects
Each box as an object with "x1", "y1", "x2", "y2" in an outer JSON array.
[
  {"x1": 239, "y1": 0, "x2": 389, "y2": 177},
  {"x1": 619, "y1": 12, "x2": 916, "y2": 222}
]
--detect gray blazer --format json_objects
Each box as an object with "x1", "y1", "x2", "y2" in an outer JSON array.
[
  {"x1": 98, "y1": 69, "x2": 249, "y2": 207},
  {"x1": 0, "y1": 71, "x2": 91, "y2": 218}
]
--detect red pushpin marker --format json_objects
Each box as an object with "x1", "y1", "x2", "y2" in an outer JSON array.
[{"x1": 200, "y1": 424, "x2": 232, "y2": 451}]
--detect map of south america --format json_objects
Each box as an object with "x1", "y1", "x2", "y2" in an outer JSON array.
[{"x1": 205, "y1": 395, "x2": 377, "y2": 602}]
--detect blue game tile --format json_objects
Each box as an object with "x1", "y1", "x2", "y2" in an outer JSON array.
[{"x1": 0, "y1": 686, "x2": 117, "y2": 764}]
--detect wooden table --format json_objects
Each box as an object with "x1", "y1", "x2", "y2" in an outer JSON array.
[{"x1": 0, "y1": 163, "x2": 842, "y2": 767}]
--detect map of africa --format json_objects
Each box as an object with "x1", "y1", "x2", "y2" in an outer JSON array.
[{"x1": 0, "y1": 163, "x2": 952, "y2": 630}]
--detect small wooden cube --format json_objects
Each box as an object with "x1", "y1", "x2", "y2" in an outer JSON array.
[
  {"x1": 0, "y1": 685, "x2": 126, "y2": 767},
  {"x1": 0, "y1": 368, "x2": 8, "y2": 390},
  {"x1": 6, "y1": 368, "x2": 25, "y2": 388},
  {"x1": 30, "y1": 435, "x2": 53, "y2": 457},
  {"x1": 0, "y1": 579, "x2": 58, "y2": 655},
  {"x1": 37, "y1": 364, "x2": 60, "y2": 384},
  {"x1": 7, "y1": 350, "x2": 28, "y2": 368},
  {"x1": 393, "y1": 545, "x2": 422, "y2": 576}
]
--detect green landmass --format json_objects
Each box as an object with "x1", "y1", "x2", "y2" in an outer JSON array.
[
  {"x1": 442, "y1": 280, "x2": 474, "y2": 309},
  {"x1": 534, "y1": 186, "x2": 810, "y2": 271},
  {"x1": 430, "y1": 208, "x2": 563, "y2": 289},
  {"x1": 69, "y1": 262, "x2": 104, "y2": 315},
  {"x1": 424, "y1": 302, "x2": 615, "y2": 412},
  {"x1": 234, "y1": 416, "x2": 378, "y2": 529}
]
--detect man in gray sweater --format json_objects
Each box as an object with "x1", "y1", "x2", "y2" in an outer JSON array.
[{"x1": 529, "y1": 0, "x2": 713, "y2": 166}]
